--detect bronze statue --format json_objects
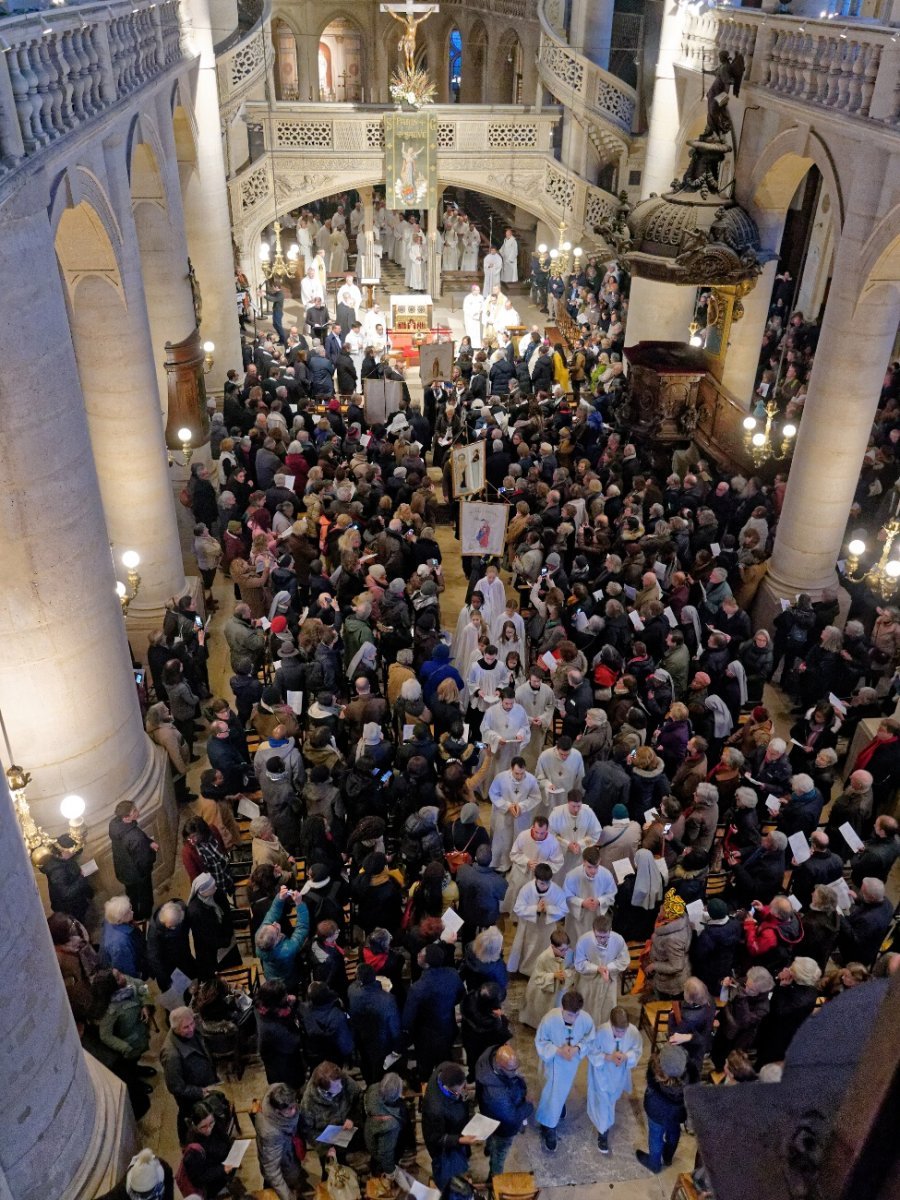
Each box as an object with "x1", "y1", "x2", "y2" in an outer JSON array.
[
  {"x1": 703, "y1": 51, "x2": 745, "y2": 141},
  {"x1": 386, "y1": 7, "x2": 435, "y2": 75},
  {"x1": 187, "y1": 257, "x2": 202, "y2": 328}
]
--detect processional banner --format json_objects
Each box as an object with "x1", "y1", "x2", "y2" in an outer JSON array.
[{"x1": 384, "y1": 112, "x2": 438, "y2": 211}]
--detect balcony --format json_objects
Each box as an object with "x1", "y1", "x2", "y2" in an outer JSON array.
[
  {"x1": 0, "y1": 0, "x2": 183, "y2": 176},
  {"x1": 679, "y1": 6, "x2": 899, "y2": 126},
  {"x1": 215, "y1": 0, "x2": 274, "y2": 121}
]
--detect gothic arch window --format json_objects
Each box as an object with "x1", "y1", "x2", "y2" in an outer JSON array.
[
  {"x1": 273, "y1": 18, "x2": 300, "y2": 101},
  {"x1": 448, "y1": 27, "x2": 461, "y2": 103},
  {"x1": 319, "y1": 17, "x2": 364, "y2": 101}
]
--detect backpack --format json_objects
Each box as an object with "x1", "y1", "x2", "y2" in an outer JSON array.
[{"x1": 444, "y1": 822, "x2": 479, "y2": 876}]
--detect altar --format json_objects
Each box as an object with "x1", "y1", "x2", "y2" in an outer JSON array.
[{"x1": 386, "y1": 292, "x2": 450, "y2": 365}]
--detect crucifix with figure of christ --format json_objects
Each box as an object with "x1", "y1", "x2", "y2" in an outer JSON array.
[{"x1": 380, "y1": 1, "x2": 440, "y2": 75}]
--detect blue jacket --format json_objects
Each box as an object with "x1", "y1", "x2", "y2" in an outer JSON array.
[
  {"x1": 475, "y1": 1047, "x2": 533, "y2": 1136},
  {"x1": 100, "y1": 921, "x2": 147, "y2": 979},
  {"x1": 348, "y1": 979, "x2": 402, "y2": 1075},
  {"x1": 403, "y1": 967, "x2": 464, "y2": 1045},
  {"x1": 421, "y1": 646, "x2": 464, "y2": 705},
  {"x1": 300, "y1": 991, "x2": 355, "y2": 1065},
  {"x1": 456, "y1": 862, "x2": 508, "y2": 929},
  {"x1": 258, "y1": 895, "x2": 310, "y2": 988}
]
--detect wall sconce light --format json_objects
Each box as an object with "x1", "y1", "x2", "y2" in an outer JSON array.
[
  {"x1": 117, "y1": 550, "x2": 141, "y2": 615},
  {"x1": 60, "y1": 793, "x2": 86, "y2": 841},
  {"x1": 203, "y1": 340, "x2": 215, "y2": 374}
]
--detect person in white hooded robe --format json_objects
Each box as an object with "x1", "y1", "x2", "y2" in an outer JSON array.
[
  {"x1": 563, "y1": 846, "x2": 618, "y2": 942},
  {"x1": 509, "y1": 863, "x2": 567, "y2": 976},
  {"x1": 519, "y1": 928, "x2": 575, "y2": 1028},
  {"x1": 451, "y1": 593, "x2": 486, "y2": 665},
  {"x1": 462, "y1": 285, "x2": 484, "y2": 349},
  {"x1": 481, "y1": 693, "x2": 530, "y2": 787},
  {"x1": 573, "y1": 914, "x2": 630, "y2": 1027},
  {"x1": 473, "y1": 564, "x2": 507, "y2": 634},
  {"x1": 534, "y1": 991, "x2": 594, "y2": 1151},
  {"x1": 502, "y1": 817, "x2": 564, "y2": 915},
  {"x1": 535, "y1": 740, "x2": 585, "y2": 814},
  {"x1": 548, "y1": 794, "x2": 602, "y2": 881},
  {"x1": 488, "y1": 757, "x2": 542, "y2": 872},
  {"x1": 515, "y1": 672, "x2": 556, "y2": 773},
  {"x1": 482, "y1": 247, "x2": 502, "y2": 296},
  {"x1": 586, "y1": 1007, "x2": 643, "y2": 1153}
]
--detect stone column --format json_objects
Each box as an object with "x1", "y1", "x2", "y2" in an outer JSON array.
[
  {"x1": 641, "y1": 0, "x2": 686, "y2": 199},
  {"x1": 569, "y1": 0, "x2": 615, "y2": 70},
  {"x1": 0, "y1": 185, "x2": 173, "y2": 867},
  {"x1": 358, "y1": 185, "x2": 380, "y2": 282},
  {"x1": 427, "y1": 205, "x2": 442, "y2": 299},
  {"x1": 624, "y1": 277, "x2": 697, "y2": 349},
  {"x1": 720, "y1": 259, "x2": 777, "y2": 405},
  {"x1": 0, "y1": 769, "x2": 137, "y2": 1200},
  {"x1": 180, "y1": 0, "x2": 244, "y2": 389},
  {"x1": 759, "y1": 165, "x2": 900, "y2": 621}
]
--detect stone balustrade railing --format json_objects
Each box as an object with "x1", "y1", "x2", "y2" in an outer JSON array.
[
  {"x1": 536, "y1": 0, "x2": 636, "y2": 145},
  {"x1": 0, "y1": 0, "x2": 183, "y2": 171},
  {"x1": 431, "y1": 0, "x2": 537, "y2": 18},
  {"x1": 215, "y1": 0, "x2": 273, "y2": 118},
  {"x1": 680, "y1": 6, "x2": 900, "y2": 125},
  {"x1": 229, "y1": 101, "x2": 620, "y2": 245}
]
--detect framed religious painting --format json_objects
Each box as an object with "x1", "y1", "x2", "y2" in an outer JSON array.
[
  {"x1": 418, "y1": 339, "x2": 454, "y2": 383},
  {"x1": 452, "y1": 441, "x2": 485, "y2": 499},
  {"x1": 459, "y1": 499, "x2": 508, "y2": 558},
  {"x1": 384, "y1": 112, "x2": 438, "y2": 210}
]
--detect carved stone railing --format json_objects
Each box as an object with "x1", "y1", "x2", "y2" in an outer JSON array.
[
  {"x1": 535, "y1": 0, "x2": 636, "y2": 152},
  {"x1": 680, "y1": 7, "x2": 900, "y2": 126},
  {"x1": 215, "y1": 0, "x2": 273, "y2": 119},
  {"x1": 229, "y1": 101, "x2": 620, "y2": 246},
  {"x1": 0, "y1": 0, "x2": 183, "y2": 172},
  {"x1": 434, "y1": 0, "x2": 538, "y2": 18}
]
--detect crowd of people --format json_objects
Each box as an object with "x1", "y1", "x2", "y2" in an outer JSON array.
[{"x1": 47, "y1": 224, "x2": 900, "y2": 1200}]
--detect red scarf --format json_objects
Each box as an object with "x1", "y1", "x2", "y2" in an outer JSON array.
[
  {"x1": 363, "y1": 947, "x2": 388, "y2": 971},
  {"x1": 855, "y1": 734, "x2": 898, "y2": 773}
]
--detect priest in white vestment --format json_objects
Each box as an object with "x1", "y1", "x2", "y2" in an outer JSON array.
[
  {"x1": 502, "y1": 818, "x2": 564, "y2": 915},
  {"x1": 480, "y1": 694, "x2": 530, "y2": 785},
  {"x1": 500, "y1": 229, "x2": 519, "y2": 283},
  {"x1": 509, "y1": 865, "x2": 568, "y2": 975},
  {"x1": 463, "y1": 285, "x2": 484, "y2": 349},
  {"x1": 515, "y1": 673, "x2": 555, "y2": 772},
  {"x1": 563, "y1": 849, "x2": 618, "y2": 943},
  {"x1": 482, "y1": 247, "x2": 502, "y2": 295},
  {"x1": 488, "y1": 759, "x2": 542, "y2": 872},
  {"x1": 573, "y1": 916, "x2": 630, "y2": 1027}
]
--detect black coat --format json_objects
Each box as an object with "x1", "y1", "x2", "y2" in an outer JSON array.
[
  {"x1": 755, "y1": 983, "x2": 819, "y2": 1066},
  {"x1": 690, "y1": 917, "x2": 744, "y2": 994},
  {"x1": 41, "y1": 853, "x2": 93, "y2": 922},
  {"x1": 109, "y1": 816, "x2": 157, "y2": 888},
  {"x1": 187, "y1": 895, "x2": 235, "y2": 980},
  {"x1": 256, "y1": 1008, "x2": 305, "y2": 1088},
  {"x1": 146, "y1": 901, "x2": 197, "y2": 990},
  {"x1": 348, "y1": 979, "x2": 402, "y2": 1083},
  {"x1": 299, "y1": 992, "x2": 354, "y2": 1066},
  {"x1": 730, "y1": 846, "x2": 786, "y2": 907},
  {"x1": 456, "y1": 863, "x2": 509, "y2": 929}
]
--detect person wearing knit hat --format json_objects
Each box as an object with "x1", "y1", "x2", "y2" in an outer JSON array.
[
  {"x1": 124, "y1": 1148, "x2": 167, "y2": 1200},
  {"x1": 643, "y1": 889, "x2": 692, "y2": 1001},
  {"x1": 368, "y1": 563, "x2": 387, "y2": 582},
  {"x1": 635, "y1": 1043, "x2": 689, "y2": 1173},
  {"x1": 270, "y1": 615, "x2": 288, "y2": 634},
  {"x1": 278, "y1": 640, "x2": 299, "y2": 658}
]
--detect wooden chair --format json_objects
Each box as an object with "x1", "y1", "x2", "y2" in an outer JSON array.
[
  {"x1": 639, "y1": 999, "x2": 673, "y2": 1047},
  {"x1": 492, "y1": 1172, "x2": 540, "y2": 1200}
]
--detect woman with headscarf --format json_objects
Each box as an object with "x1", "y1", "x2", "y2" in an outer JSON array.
[
  {"x1": 613, "y1": 846, "x2": 666, "y2": 941},
  {"x1": 187, "y1": 873, "x2": 239, "y2": 981},
  {"x1": 641, "y1": 890, "x2": 692, "y2": 1000},
  {"x1": 346, "y1": 637, "x2": 379, "y2": 687},
  {"x1": 721, "y1": 660, "x2": 748, "y2": 726},
  {"x1": 678, "y1": 605, "x2": 703, "y2": 657}
]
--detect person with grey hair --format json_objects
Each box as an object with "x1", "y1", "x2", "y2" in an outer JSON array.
[
  {"x1": 755, "y1": 957, "x2": 822, "y2": 1066},
  {"x1": 161, "y1": 1006, "x2": 220, "y2": 1140},
  {"x1": 797, "y1": 885, "x2": 841, "y2": 969},
  {"x1": 729, "y1": 830, "x2": 789, "y2": 908},
  {"x1": 100, "y1": 896, "x2": 147, "y2": 979},
  {"x1": 254, "y1": 1082, "x2": 306, "y2": 1200},
  {"x1": 364, "y1": 1071, "x2": 408, "y2": 1175},
  {"x1": 250, "y1": 815, "x2": 295, "y2": 878},
  {"x1": 461, "y1": 926, "x2": 508, "y2": 998},
  {"x1": 774, "y1": 773, "x2": 825, "y2": 843},
  {"x1": 722, "y1": 786, "x2": 761, "y2": 864},
  {"x1": 825, "y1": 769, "x2": 875, "y2": 856},
  {"x1": 682, "y1": 781, "x2": 719, "y2": 855},
  {"x1": 838, "y1": 876, "x2": 894, "y2": 966},
  {"x1": 743, "y1": 895, "x2": 804, "y2": 975},
  {"x1": 255, "y1": 885, "x2": 311, "y2": 991},
  {"x1": 711, "y1": 965, "x2": 774, "y2": 1069},
  {"x1": 147, "y1": 898, "x2": 196, "y2": 992}
]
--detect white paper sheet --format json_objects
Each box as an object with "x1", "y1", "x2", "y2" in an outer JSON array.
[
  {"x1": 80, "y1": 859, "x2": 99, "y2": 877},
  {"x1": 409, "y1": 1182, "x2": 442, "y2": 1200},
  {"x1": 283, "y1": 475, "x2": 295, "y2": 491},
  {"x1": 441, "y1": 907, "x2": 464, "y2": 934},
  {"x1": 287, "y1": 690, "x2": 304, "y2": 716},
  {"x1": 828, "y1": 692, "x2": 847, "y2": 714},
  {"x1": 612, "y1": 858, "x2": 634, "y2": 884},
  {"x1": 316, "y1": 1124, "x2": 356, "y2": 1147},
  {"x1": 462, "y1": 1114, "x2": 500, "y2": 1140},
  {"x1": 223, "y1": 1139, "x2": 251, "y2": 1169},
  {"x1": 624, "y1": 585, "x2": 637, "y2": 600},
  {"x1": 259, "y1": 616, "x2": 271, "y2": 630},
  {"x1": 157, "y1": 967, "x2": 194, "y2": 1011},
  {"x1": 839, "y1": 822, "x2": 864, "y2": 853},
  {"x1": 402, "y1": 724, "x2": 414, "y2": 741},
  {"x1": 686, "y1": 899, "x2": 705, "y2": 927},
  {"x1": 765, "y1": 794, "x2": 782, "y2": 814},
  {"x1": 644, "y1": 808, "x2": 659, "y2": 824},
  {"x1": 788, "y1": 832, "x2": 811, "y2": 864},
  {"x1": 652, "y1": 561, "x2": 667, "y2": 580},
  {"x1": 663, "y1": 606, "x2": 678, "y2": 628},
  {"x1": 787, "y1": 893, "x2": 803, "y2": 913},
  {"x1": 710, "y1": 542, "x2": 721, "y2": 557},
  {"x1": 541, "y1": 651, "x2": 557, "y2": 672},
  {"x1": 237, "y1": 796, "x2": 261, "y2": 820},
  {"x1": 383, "y1": 1051, "x2": 401, "y2": 1070},
  {"x1": 629, "y1": 610, "x2": 644, "y2": 631}
]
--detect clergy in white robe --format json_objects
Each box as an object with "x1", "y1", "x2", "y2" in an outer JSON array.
[
  {"x1": 535, "y1": 743, "x2": 585, "y2": 813},
  {"x1": 442, "y1": 229, "x2": 459, "y2": 273},
  {"x1": 515, "y1": 675, "x2": 555, "y2": 772},
  {"x1": 453, "y1": 615, "x2": 488, "y2": 690},
  {"x1": 350, "y1": 203, "x2": 363, "y2": 235},
  {"x1": 519, "y1": 933, "x2": 575, "y2": 1028},
  {"x1": 451, "y1": 594, "x2": 485, "y2": 663},
  {"x1": 329, "y1": 229, "x2": 349, "y2": 274},
  {"x1": 491, "y1": 605, "x2": 525, "y2": 649},
  {"x1": 534, "y1": 1000, "x2": 595, "y2": 1136},
  {"x1": 586, "y1": 1014, "x2": 643, "y2": 1141},
  {"x1": 315, "y1": 221, "x2": 332, "y2": 253},
  {"x1": 473, "y1": 566, "x2": 507, "y2": 632},
  {"x1": 563, "y1": 850, "x2": 618, "y2": 943},
  {"x1": 345, "y1": 326, "x2": 365, "y2": 382},
  {"x1": 461, "y1": 225, "x2": 480, "y2": 272},
  {"x1": 488, "y1": 760, "x2": 542, "y2": 871},
  {"x1": 313, "y1": 251, "x2": 328, "y2": 298},
  {"x1": 331, "y1": 207, "x2": 346, "y2": 231},
  {"x1": 405, "y1": 235, "x2": 425, "y2": 291},
  {"x1": 336, "y1": 279, "x2": 362, "y2": 321},
  {"x1": 573, "y1": 918, "x2": 630, "y2": 1027},
  {"x1": 548, "y1": 796, "x2": 603, "y2": 881},
  {"x1": 499, "y1": 231, "x2": 519, "y2": 283},
  {"x1": 467, "y1": 651, "x2": 506, "y2": 717},
  {"x1": 482, "y1": 249, "x2": 502, "y2": 296},
  {"x1": 297, "y1": 221, "x2": 313, "y2": 270},
  {"x1": 508, "y1": 867, "x2": 568, "y2": 975},
  {"x1": 502, "y1": 819, "x2": 564, "y2": 915},
  {"x1": 494, "y1": 299, "x2": 520, "y2": 334},
  {"x1": 463, "y1": 285, "x2": 484, "y2": 349},
  {"x1": 481, "y1": 696, "x2": 530, "y2": 786},
  {"x1": 300, "y1": 268, "x2": 320, "y2": 309},
  {"x1": 362, "y1": 305, "x2": 386, "y2": 343},
  {"x1": 400, "y1": 221, "x2": 415, "y2": 269}
]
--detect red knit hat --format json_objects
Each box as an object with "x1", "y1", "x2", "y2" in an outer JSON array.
[{"x1": 271, "y1": 616, "x2": 288, "y2": 634}]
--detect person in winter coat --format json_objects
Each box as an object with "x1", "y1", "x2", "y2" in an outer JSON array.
[
  {"x1": 710, "y1": 966, "x2": 774, "y2": 1069},
  {"x1": 635, "y1": 1045, "x2": 688, "y2": 1174},
  {"x1": 689, "y1": 899, "x2": 743, "y2": 994},
  {"x1": 255, "y1": 1082, "x2": 307, "y2": 1200},
  {"x1": 825, "y1": 770, "x2": 875, "y2": 854},
  {"x1": 461, "y1": 926, "x2": 509, "y2": 998},
  {"x1": 348, "y1": 963, "x2": 402, "y2": 1084},
  {"x1": 774, "y1": 774, "x2": 825, "y2": 842},
  {"x1": 187, "y1": 873, "x2": 238, "y2": 980},
  {"x1": 772, "y1": 593, "x2": 817, "y2": 679},
  {"x1": 743, "y1": 896, "x2": 804, "y2": 975},
  {"x1": 729, "y1": 831, "x2": 789, "y2": 907},
  {"x1": 789, "y1": 830, "x2": 843, "y2": 909},
  {"x1": 40, "y1": 836, "x2": 94, "y2": 923},
  {"x1": 681, "y1": 781, "x2": 719, "y2": 856},
  {"x1": 260, "y1": 757, "x2": 305, "y2": 855},
  {"x1": 655, "y1": 704, "x2": 692, "y2": 778},
  {"x1": 721, "y1": 787, "x2": 761, "y2": 865},
  {"x1": 161, "y1": 1006, "x2": 220, "y2": 1139},
  {"x1": 48, "y1": 912, "x2": 100, "y2": 1016},
  {"x1": 364, "y1": 1072, "x2": 410, "y2": 1175},
  {"x1": 400, "y1": 805, "x2": 443, "y2": 881},
  {"x1": 475, "y1": 1043, "x2": 534, "y2": 1178},
  {"x1": 100, "y1": 896, "x2": 148, "y2": 978},
  {"x1": 422, "y1": 1061, "x2": 476, "y2": 1190},
  {"x1": 837, "y1": 876, "x2": 895, "y2": 965},
  {"x1": 755, "y1": 957, "x2": 822, "y2": 1066},
  {"x1": 146, "y1": 899, "x2": 196, "y2": 992},
  {"x1": 456, "y1": 847, "x2": 509, "y2": 934},
  {"x1": 403, "y1": 944, "x2": 466, "y2": 1084},
  {"x1": 851, "y1": 718, "x2": 900, "y2": 818},
  {"x1": 299, "y1": 981, "x2": 354, "y2": 1067},
  {"x1": 798, "y1": 885, "x2": 841, "y2": 970},
  {"x1": 176, "y1": 1101, "x2": 239, "y2": 1200},
  {"x1": 255, "y1": 980, "x2": 305, "y2": 1089},
  {"x1": 628, "y1": 747, "x2": 671, "y2": 822},
  {"x1": 461, "y1": 982, "x2": 512, "y2": 1080},
  {"x1": 351, "y1": 853, "x2": 405, "y2": 934},
  {"x1": 667, "y1": 976, "x2": 716, "y2": 1082},
  {"x1": 255, "y1": 887, "x2": 311, "y2": 991},
  {"x1": 299, "y1": 1062, "x2": 362, "y2": 1167},
  {"x1": 644, "y1": 890, "x2": 692, "y2": 999}
]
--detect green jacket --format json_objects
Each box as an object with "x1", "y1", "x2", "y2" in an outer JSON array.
[{"x1": 98, "y1": 975, "x2": 151, "y2": 1059}]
